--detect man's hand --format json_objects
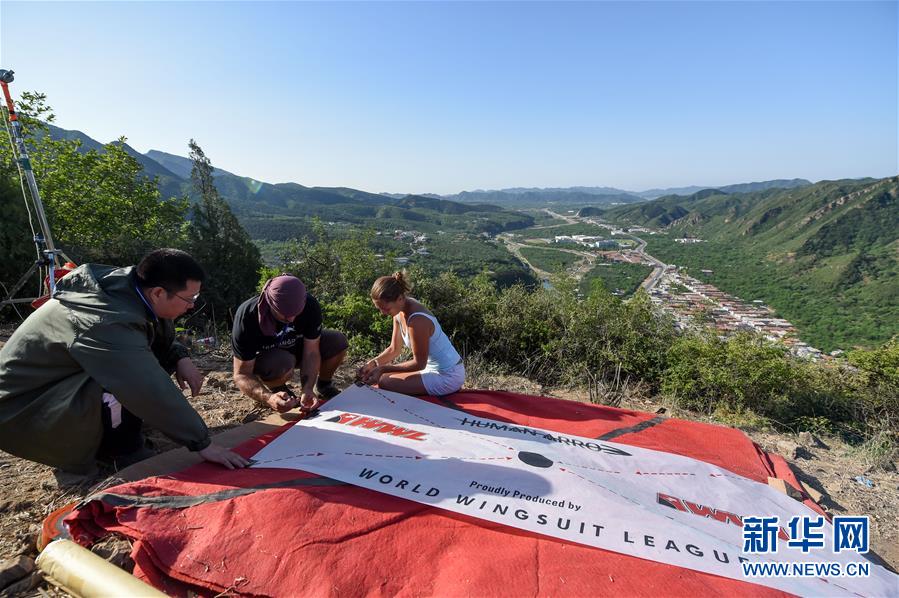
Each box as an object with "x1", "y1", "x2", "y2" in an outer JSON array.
[
  {"x1": 299, "y1": 390, "x2": 319, "y2": 412},
  {"x1": 198, "y1": 443, "x2": 250, "y2": 469},
  {"x1": 266, "y1": 391, "x2": 300, "y2": 413},
  {"x1": 176, "y1": 357, "x2": 204, "y2": 396}
]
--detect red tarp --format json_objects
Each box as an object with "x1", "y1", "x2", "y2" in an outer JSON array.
[{"x1": 67, "y1": 390, "x2": 819, "y2": 597}]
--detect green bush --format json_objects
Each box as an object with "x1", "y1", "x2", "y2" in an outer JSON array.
[
  {"x1": 415, "y1": 273, "x2": 675, "y2": 388},
  {"x1": 0, "y1": 167, "x2": 35, "y2": 312},
  {"x1": 567, "y1": 289, "x2": 675, "y2": 386},
  {"x1": 661, "y1": 332, "x2": 799, "y2": 417},
  {"x1": 413, "y1": 270, "x2": 497, "y2": 355},
  {"x1": 661, "y1": 331, "x2": 898, "y2": 451},
  {"x1": 322, "y1": 292, "x2": 392, "y2": 358},
  {"x1": 848, "y1": 337, "x2": 899, "y2": 387},
  {"x1": 260, "y1": 220, "x2": 392, "y2": 302}
]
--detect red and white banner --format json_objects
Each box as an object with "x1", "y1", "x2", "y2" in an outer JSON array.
[{"x1": 250, "y1": 385, "x2": 896, "y2": 596}]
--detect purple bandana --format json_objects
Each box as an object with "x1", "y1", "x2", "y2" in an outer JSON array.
[{"x1": 258, "y1": 275, "x2": 306, "y2": 336}]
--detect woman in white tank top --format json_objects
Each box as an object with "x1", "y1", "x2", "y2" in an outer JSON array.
[{"x1": 359, "y1": 272, "x2": 465, "y2": 396}]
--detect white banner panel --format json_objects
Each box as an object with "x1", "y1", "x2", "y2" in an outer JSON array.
[{"x1": 251, "y1": 385, "x2": 897, "y2": 596}]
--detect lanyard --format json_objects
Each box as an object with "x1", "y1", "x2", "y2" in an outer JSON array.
[{"x1": 134, "y1": 285, "x2": 159, "y2": 322}]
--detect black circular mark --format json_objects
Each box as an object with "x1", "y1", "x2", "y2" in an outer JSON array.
[{"x1": 518, "y1": 451, "x2": 554, "y2": 468}]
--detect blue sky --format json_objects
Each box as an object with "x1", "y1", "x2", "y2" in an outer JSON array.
[{"x1": 1, "y1": 1, "x2": 896, "y2": 194}]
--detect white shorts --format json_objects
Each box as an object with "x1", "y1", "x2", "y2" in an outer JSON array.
[{"x1": 420, "y1": 363, "x2": 465, "y2": 396}]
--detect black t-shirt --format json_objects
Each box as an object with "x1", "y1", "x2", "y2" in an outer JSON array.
[{"x1": 231, "y1": 294, "x2": 323, "y2": 360}]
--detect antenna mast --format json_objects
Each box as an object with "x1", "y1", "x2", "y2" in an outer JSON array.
[{"x1": 0, "y1": 68, "x2": 73, "y2": 311}]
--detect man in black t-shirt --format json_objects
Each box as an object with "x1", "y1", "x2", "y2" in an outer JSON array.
[{"x1": 231, "y1": 275, "x2": 348, "y2": 412}]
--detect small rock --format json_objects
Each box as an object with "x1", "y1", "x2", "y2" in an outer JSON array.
[
  {"x1": 1, "y1": 570, "x2": 43, "y2": 595},
  {"x1": 776, "y1": 440, "x2": 802, "y2": 460},
  {"x1": 794, "y1": 446, "x2": 815, "y2": 460},
  {"x1": 798, "y1": 431, "x2": 826, "y2": 449},
  {"x1": 0, "y1": 556, "x2": 35, "y2": 591}
]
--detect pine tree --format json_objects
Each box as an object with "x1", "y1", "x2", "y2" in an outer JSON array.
[{"x1": 187, "y1": 139, "x2": 262, "y2": 322}]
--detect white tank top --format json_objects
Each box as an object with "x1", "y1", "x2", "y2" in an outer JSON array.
[{"x1": 399, "y1": 312, "x2": 462, "y2": 372}]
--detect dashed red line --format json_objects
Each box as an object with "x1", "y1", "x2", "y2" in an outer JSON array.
[
  {"x1": 560, "y1": 468, "x2": 641, "y2": 506},
  {"x1": 558, "y1": 462, "x2": 621, "y2": 474},
  {"x1": 431, "y1": 456, "x2": 513, "y2": 462},
  {"x1": 251, "y1": 452, "x2": 324, "y2": 465},
  {"x1": 345, "y1": 452, "x2": 422, "y2": 460},
  {"x1": 635, "y1": 471, "x2": 696, "y2": 476},
  {"x1": 402, "y1": 408, "x2": 444, "y2": 428}
]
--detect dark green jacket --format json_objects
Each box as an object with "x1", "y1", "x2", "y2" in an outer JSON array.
[{"x1": 0, "y1": 264, "x2": 210, "y2": 472}]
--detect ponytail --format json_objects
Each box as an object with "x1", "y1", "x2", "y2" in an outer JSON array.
[{"x1": 371, "y1": 270, "x2": 411, "y2": 302}]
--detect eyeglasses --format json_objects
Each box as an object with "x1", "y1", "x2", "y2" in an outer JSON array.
[{"x1": 167, "y1": 290, "x2": 200, "y2": 306}]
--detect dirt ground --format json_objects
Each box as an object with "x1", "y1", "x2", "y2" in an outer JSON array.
[{"x1": 0, "y1": 331, "x2": 896, "y2": 596}]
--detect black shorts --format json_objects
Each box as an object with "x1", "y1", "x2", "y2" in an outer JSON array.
[{"x1": 253, "y1": 329, "x2": 348, "y2": 380}]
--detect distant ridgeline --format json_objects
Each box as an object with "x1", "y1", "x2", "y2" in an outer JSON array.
[
  {"x1": 43, "y1": 125, "x2": 539, "y2": 287},
  {"x1": 434, "y1": 180, "x2": 811, "y2": 208},
  {"x1": 602, "y1": 177, "x2": 899, "y2": 350},
  {"x1": 46, "y1": 126, "x2": 534, "y2": 239}
]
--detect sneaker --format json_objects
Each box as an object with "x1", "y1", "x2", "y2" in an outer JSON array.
[
  {"x1": 314, "y1": 380, "x2": 341, "y2": 400},
  {"x1": 111, "y1": 445, "x2": 158, "y2": 470},
  {"x1": 51, "y1": 464, "x2": 100, "y2": 489},
  {"x1": 269, "y1": 383, "x2": 298, "y2": 398}
]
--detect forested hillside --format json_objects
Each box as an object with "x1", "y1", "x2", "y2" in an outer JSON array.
[{"x1": 604, "y1": 177, "x2": 899, "y2": 350}]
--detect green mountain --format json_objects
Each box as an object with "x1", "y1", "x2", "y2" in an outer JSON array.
[
  {"x1": 577, "y1": 206, "x2": 606, "y2": 217},
  {"x1": 137, "y1": 151, "x2": 534, "y2": 235},
  {"x1": 43, "y1": 129, "x2": 534, "y2": 238},
  {"x1": 46, "y1": 125, "x2": 186, "y2": 199},
  {"x1": 634, "y1": 179, "x2": 811, "y2": 199},
  {"x1": 443, "y1": 188, "x2": 644, "y2": 207},
  {"x1": 604, "y1": 177, "x2": 899, "y2": 350},
  {"x1": 396, "y1": 194, "x2": 503, "y2": 214},
  {"x1": 431, "y1": 180, "x2": 812, "y2": 206},
  {"x1": 718, "y1": 178, "x2": 811, "y2": 195}
]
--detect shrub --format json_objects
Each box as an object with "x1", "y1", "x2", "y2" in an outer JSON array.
[
  {"x1": 848, "y1": 337, "x2": 899, "y2": 388},
  {"x1": 661, "y1": 331, "x2": 798, "y2": 416}
]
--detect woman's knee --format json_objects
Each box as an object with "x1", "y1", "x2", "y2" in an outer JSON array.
[
  {"x1": 377, "y1": 372, "x2": 428, "y2": 395},
  {"x1": 376, "y1": 373, "x2": 408, "y2": 392},
  {"x1": 376, "y1": 373, "x2": 397, "y2": 388}
]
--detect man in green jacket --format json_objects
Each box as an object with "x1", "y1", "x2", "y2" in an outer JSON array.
[{"x1": 0, "y1": 248, "x2": 248, "y2": 482}]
